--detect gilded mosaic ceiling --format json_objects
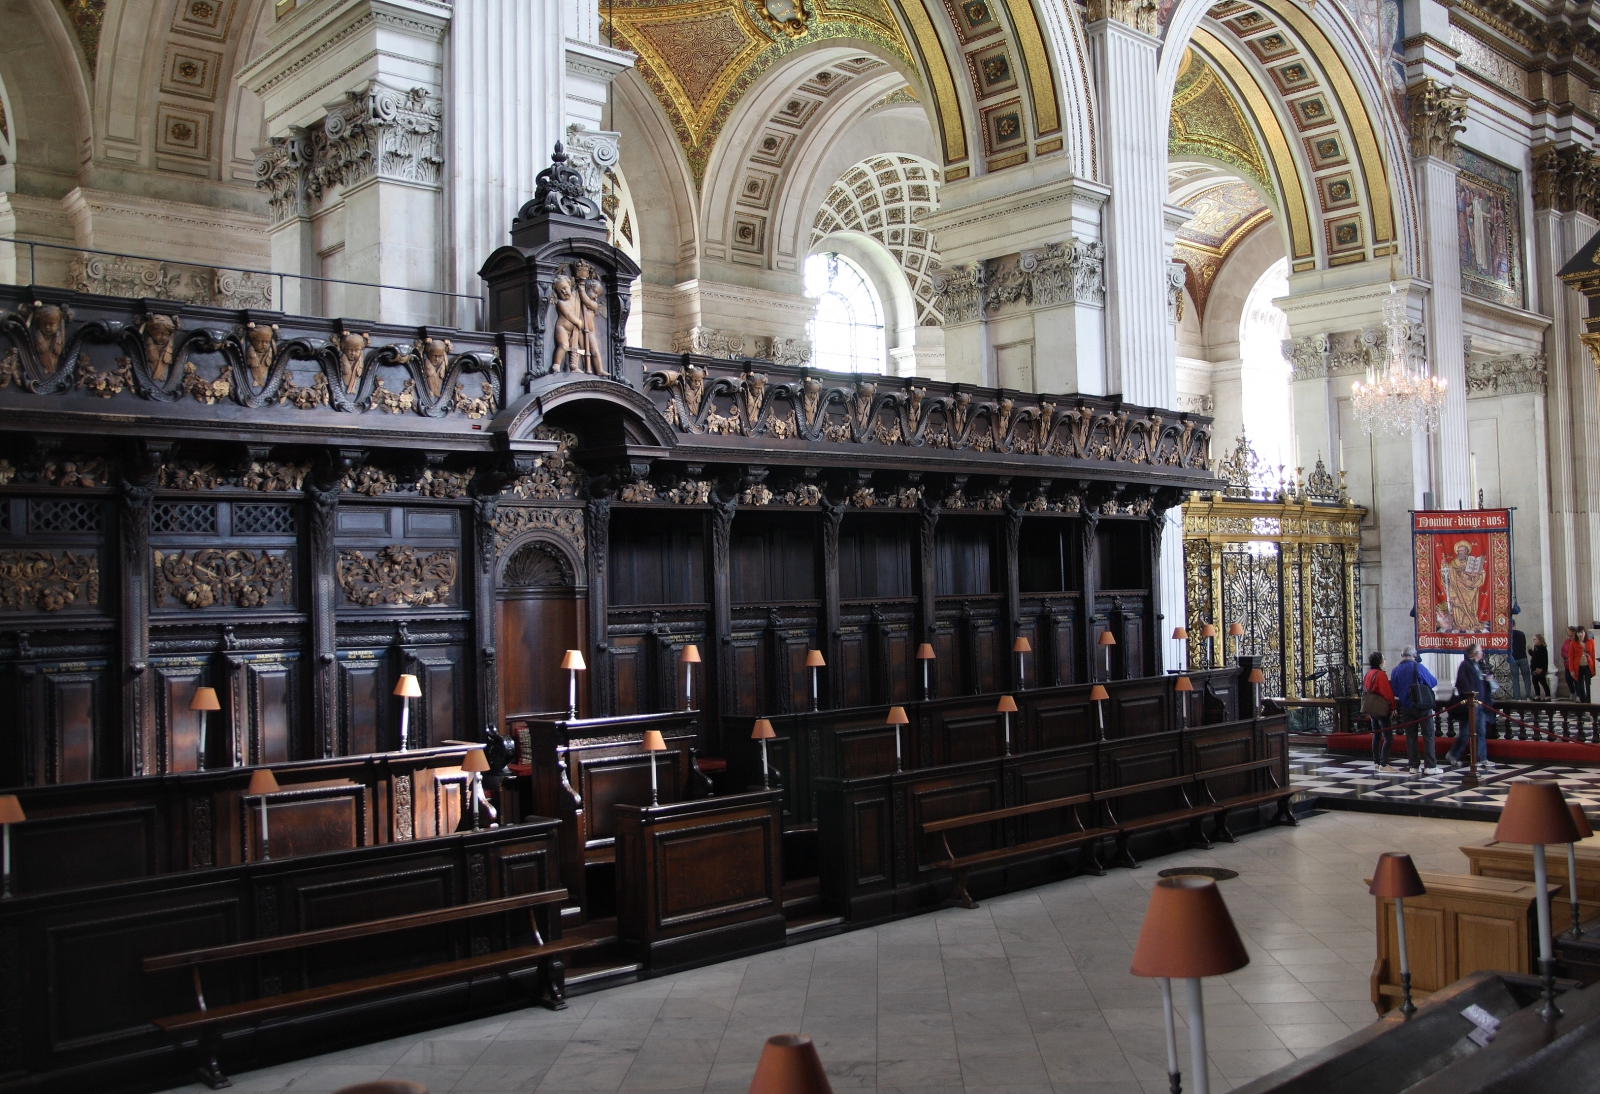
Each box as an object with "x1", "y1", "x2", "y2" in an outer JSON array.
[
  {"x1": 605, "y1": 0, "x2": 915, "y2": 187},
  {"x1": 1169, "y1": 49, "x2": 1274, "y2": 200},
  {"x1": 1172, "y1": 181, "x2": 1271, "y2": 321}
]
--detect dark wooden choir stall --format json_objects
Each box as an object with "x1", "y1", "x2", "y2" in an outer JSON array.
[{"x1": 0, "y1": 148, "x2": 1293, "y2": 1094}]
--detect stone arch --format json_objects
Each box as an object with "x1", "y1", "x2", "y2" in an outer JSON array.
[{"x1": 809, "y1": 153, "x2": 944, "y2": 326}]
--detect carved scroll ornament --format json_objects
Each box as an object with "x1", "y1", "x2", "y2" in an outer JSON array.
[
  {"x1": 0, "y1": 550, "x2": 100, "y2": 611},
  {"x1": 153, "y1": 549, "x2": 293, "y2": 609},
  {"x1": 337, "y1": 546, "x2": 459, "y2": 607}
]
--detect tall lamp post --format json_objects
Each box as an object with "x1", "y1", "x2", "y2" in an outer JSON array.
[
  {"x1": 1368, "y1": 852, "x2": 1427, "y2": 1016},
  {"x1": 1098, "y1": 629, "x2": 1116, "y2": 680},
  {"x1": 560, "y1": 649, "x2": 586, "y2": 718},
  {"x1": 0, "y1": 794, "x2": 23, "y2": 898},
  {"x1": 393, "y1": 673, "x2": 421, "y2": 750},
  {"x1": 1226, "y1": 622, "x2": 1244, "y2": 662},
  {"x1": 680, "y1": 644, "x2": 701, "y2": 711},
  {"x1": 190, "y1": 686, "x2": 220, "y2": 771},
  {"x1": 1131, "y1": 876, "x2": 1250, "y2": 1094},
  {"x1": 916, "y1": 644, "x2": 936, "y2": 700},
  {"x1": 247, "y1": 768, "x2": 279, "y2": 861},
  {"x1": 1495, "y1": 778, "x2": 1581, "y2": 1019},
  {"x1": 642, "y1": 729, "x2": 667, "y2": 806},
  {"x1": 805, "y1": 649, "x2": 825, "y2": 711},
  {"x1": 462, "y1": 747, "x2": 494, "y2": 830},
  {"x1": 997, "y1": 695, "x2": 1017, "y2": 755},
  {"x1": 1171, "y1": 626, "x2": 1188, "y2": 675},
  {"x1": 1567, "y1": 804, "x2": 1593, "y2": 938},
  {"x1": 1175, "y1": 674, "x2": 1193, "y2": 731},
  {"x1": 1247, "y1": 668, "x2": 1265, "y2": 717},
  {"x1": 1090, "y1": 684, "x2": 1109, "y2": 740},
  {"x1": 1201, "y1": 623, "x2": 1217, "y2": 669},
  {"x1": 886, "y1": 706, "x2": 909, "y2": 771},
  {"x1": 752, "y1": 718, "x2": 776, "y2": 789},
  {"x1": 1013, "y1": 636, "x2": 1031, "y2": 689}
]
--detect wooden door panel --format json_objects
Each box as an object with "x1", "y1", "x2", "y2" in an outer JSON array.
[{"x1": 498, "y1": 595, "x2": 582, "y2": 720}]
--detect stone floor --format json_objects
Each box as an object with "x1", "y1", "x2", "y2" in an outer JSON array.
[{"x1": 163, "y1": 810, "x2": 1498, "y2": 1094}]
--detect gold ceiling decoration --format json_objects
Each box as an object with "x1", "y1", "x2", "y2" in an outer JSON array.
[
  {"x1": 1169, "y1": 50, "x2": 1274, "y2": 200},
  {"x1": 1172, "y1": 181, "x2": 1272, "y2": 321},
  {"x1": 606, "y1": 0, "x2": 914, "y2": 188}
]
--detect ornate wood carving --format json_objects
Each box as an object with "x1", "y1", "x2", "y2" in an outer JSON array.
[
  {"x1": 152, "y1": 549, "x2": 292, "y2": 609},
  {"x1": 120, "y1": 449, "x2": 159, "y2": 777},
  {"x1": 586, "y1": 494, "x2": 612, "y2": 717},
  {"x1": 336, "y1": 547, "x2": 460, "y2": 607},
  {"x1": 0, "y1": 551, "x2": 99, "y2": 611},
  {"x1": 306, "y1": 468, "x2": 341, "y2": 759},
  {"x1": 493, "y1": 505, "x2": 585, "y2": 562},
  {"x1": 821, "y1": 495, "x2": 844, "y2": 709}
]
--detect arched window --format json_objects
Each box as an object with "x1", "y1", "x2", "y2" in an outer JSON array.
[
  {"x1": 1238, "y1": 258, "x2": 1293, "y2": 474},
  {"x1": 804, "y1": 252, "x2": 886, "y2": 374}
]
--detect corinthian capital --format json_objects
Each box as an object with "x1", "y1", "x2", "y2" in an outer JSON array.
[
  {"x1": 1533, "y1": 142, "x2": 1600, "y2": 215},
  {"x1": 1407, "y1": 79, "x2": 1467, "y2": 160},
  {"x1": 1086, "y1": 0, "x2": 1159, "y2": 35}
]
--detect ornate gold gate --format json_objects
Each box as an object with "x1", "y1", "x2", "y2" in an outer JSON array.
[{"x1": 1183, "y1": 438, "x2": 1364, "y2": 702}]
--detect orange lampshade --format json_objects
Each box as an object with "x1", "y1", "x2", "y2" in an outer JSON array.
[
  {"x1": 680, "y1": 644, "x2": 702, "y2": 665},
  {"x1": 1571, "y1": 804, "x2": 1594, "y2": 841},
  {"x1": 1174, "y1": 676, "x2": 1194, "y2": 692},
  {"x1": 0, "y1": 794, "x2": 24, "y2": 825},
  {"x1": 748, "y1": 1034, "x2": 833, "y2": 1094},
  {"x1": 1172, "y1": 626, "x2": 1188, "y2": 640},
  {"x1": 560, "y1": 649, "x2": 587, "y2": 671},
  {"x1": 393, "y1": 673, "x2": 421, "y2": 698},
  {"x1": 1201, "y1": 624, "x2": 1218, "y2": 638},
  {"x1": 916, "y1": 643, "x2": 936, "y2": 660},
  {"x1": 1098, "y1": 630, "x2": 1117, "y2": 646},
  {"x1": 805, "y1": 649, "x2": 826, "y2": 668},
  {"x1": 886, "y1": 706, "x2": 910, "y2": 726},
  {"x1": 1130, "y1": 876, "x2": 1250, "y2": 979},
  {"x1": 461, "y1": 748, "x2": 490, "y2": 774},
  {"x1": 1012, "y1": 637, "x2": 1032, "y2": 653},
  {"x1": 1089, "y1": 685, "x2": 1109, "y2": 701},
  {"x1": 642, "y1": 730, "x2": 667, "y2": 752},
  {"x1": 1248, "y1": 669, "x2": 1265, "y2": 684},
  {"x1": 1227, "y1": 622, "x2": 1245, "y2": 637},
  {"x1": 1368, "y1": 852, "x2": 1426, "y2": 898},
  {"x1": 247, "y1": 768, "x2": 279, "y2": 796},
  {"x1": 996, "y1": 695, "x2": 1018, "y2": 713},
  {"x1": 752, "y1": 718, "x2": 776, "y2": 740},
  {"x1": 1496, "y1": 779, "x2": 1581, "y2": 845},
  {"x1": 189, "y1": 686, "x2": 221, "y2": 712}
]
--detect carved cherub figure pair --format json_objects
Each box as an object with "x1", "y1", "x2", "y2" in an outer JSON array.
[{"x1": 551, "y1": 261, "x2": 604, "y2": 374}]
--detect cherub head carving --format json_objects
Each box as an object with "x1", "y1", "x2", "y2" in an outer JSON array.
[
  {"x1": 337, "y1": 331, "x2": 371, "y2": 392},
  {"x1": 415, "y1": 337, "x2": 453, "y2": 399},
  {"x1": 29, "y1": 301, "x2": 68, "y2": 373},
  {"x1": 142, "y1": 314, "x2": 179, "y2": 383},
  {"x1": 244, "y1": 322, "x2": 279, "y2": 388}
]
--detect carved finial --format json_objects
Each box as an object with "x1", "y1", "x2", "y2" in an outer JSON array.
[{"x1": 521, "y1": 141, "x2": 605, "y2": 222}]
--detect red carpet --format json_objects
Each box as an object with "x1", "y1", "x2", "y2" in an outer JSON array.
[{"x1": 1326, "y1": 732, "x2": 1600, "y2": 764}]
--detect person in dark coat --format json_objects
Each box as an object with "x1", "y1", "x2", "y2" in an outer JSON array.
[
  {"x1": 1531, "y1": 633, "x2": 1551, "y2": 699},
  {"x1": 1447, "y1": 641, "x2": 1493, "y2": 769},
  {"x1": 1510, "y1": 625, "x2": 1531, "y2": 700},
  {"x1": 1390, "y1": 646, "x2": 1439, "y2": 773}
]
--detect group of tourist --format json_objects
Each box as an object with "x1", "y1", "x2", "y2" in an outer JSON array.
[{"x1": 1357, "y1": 623, "x2": 1597, "y2": 775}]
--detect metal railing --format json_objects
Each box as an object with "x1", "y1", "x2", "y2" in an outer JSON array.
[{"x1": 0, "y1": 237, "x2": 485, "y2": 330}]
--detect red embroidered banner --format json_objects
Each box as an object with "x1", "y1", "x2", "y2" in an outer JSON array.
[{"x1": 1412, "y1": 509, "x2": 1513, "y2": 652}]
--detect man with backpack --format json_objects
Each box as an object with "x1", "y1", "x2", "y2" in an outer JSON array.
[{"x1": 1389, "y1": 646, "x2": 1439, "y2": 773}]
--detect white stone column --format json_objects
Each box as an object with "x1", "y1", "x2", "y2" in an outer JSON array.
[{"x1": 1086, "y1": 5, "x2": 1173, "y2": 410}]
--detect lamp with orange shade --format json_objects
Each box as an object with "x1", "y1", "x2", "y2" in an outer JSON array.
[
  {"x1": 748, "y1": 1033, "x2": 833, "y2": 1094},
  {"x1": 393, "y1": 674, "x2": 421, "y2": 751},
  {"x1": 1174, "y1": 674, "x2": 1193, "y2": 730},
  {"x1": 1496, "y1": 779, "x2": 1581, "y2": 1018},
  {"x1": 462, "y1": 748, "x2": 494, "y2": 831},
  {"x1": 1227, "y1": 621, "x2": 1245, "y2": 660},
  {"x1": 1171, "y1": 625, "x2": 1188, "y2": 673},
  {"x1": 886, "y1": 705, "x2": 910, "y2": 771},
  {"x1": 1369, "y1": 852, "x2": 1427, "y2": 1015},
  {"x1": 642, "y1": 729, "x2": 667, "y2": 805},
  {"x1": 1098, "y1": 628, "x2": 1116, "y2": 680},
  {"x1": 1013, "y1": 636, "x2": 1032, "y2": 690},
  {"x1": 1131, "y1": 875, "x2": 1250, "y2": 1094},
  {"x1": 805, "y1": 649, "x2": 826, "y2": 711},
  {"x1": 0, "y1": 794, "x2": 24, "y2": 898},
  {"x1": 752, "y1": 718, "x2": 776, "y2": 788},
  {"x1": 1089, "y1": 684, "x2": 1109, "y2": 738},
  {"x1": 916, "y1": 643, "x2": 936, "y2": 699},
  {"x1": 1201, "y1": 622, "x2": 1218, "y2": 668},
  {"x1": 247, "y1": 768, "x2": 279, "y2": 861},
  {"x1": 189, "y1": 686, "x2": 221, "y2": 771},
  {"x1": 1247, "y1": 667, "x2": 1265, "y2": 717},
  {"x1": 560, "y1": 650, "x2": 586, "y2": 718},
  {"x1": 680, "y1": 644, "x2": 701, "y2": 712},
  {"x1": 996, "y1": 695, "x2": 1018, "y2": 756},
  {"x1": 1568, "y1": 804, "x2": 1594, "y2": 939}
]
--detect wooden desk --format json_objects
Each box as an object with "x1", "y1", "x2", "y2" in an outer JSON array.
[
  {"x1": 517, "y1": 711, "x2": 713, "y2": 923},
  {"x1": 614, "y1": 790, "x2": 785, "y2": 972},
  {"x1": 1368, "y1": 870, "x2": 1554, "y2": 1015},
  {"x1": 1462, "y1": 834, "x2": 1600, "y2": 933}
]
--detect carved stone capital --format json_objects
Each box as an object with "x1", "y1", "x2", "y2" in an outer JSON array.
[
  {"x1": 1533, "y1": 142, "x2": 1600, "y2": 215},
  {"x1": 1167, "y1": 263, "x2": 1186, "y2": 324},
  {"x1": 1283, "y1": 334, "x2": 1330, "y2": 380},
  {"x1": 564, "y1": 124, "x2": 621, "y2": 208},
  {"x1": 1467, "y1": 352, "x2": 1547, "y2": 396},
  {"x1": 319, "y1": 80, "x2": 444, "y2": 192},
  {"x1": 937, "y1": 238, "x2": 1104, "y2": 325},
  {"x1": 1407, "y1": 79, "x2": 1468, "y2": 160},
  {"x1": 1086, "y1": 0, "x2": 1159, "y2": 34},
  {"x1": 253, "y1": 128, "x2": 311, "y2": 226}
]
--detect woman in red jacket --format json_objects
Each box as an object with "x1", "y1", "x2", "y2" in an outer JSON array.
[
  {"x1": 1363, "y1": 651, "x2": 1397, "y2": 768},
  {"x1": 1570, "y1": 628, "x2": 1598, "y2": 703}
]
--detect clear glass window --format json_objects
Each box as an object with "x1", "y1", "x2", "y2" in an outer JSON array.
[{"x1": 804, "y1": 252, "x2": 886, "y2": 374}]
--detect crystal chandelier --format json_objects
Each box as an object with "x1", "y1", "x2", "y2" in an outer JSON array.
[{"x1": 1350, "y1": 283, "x2": 1446, "y2": 436}]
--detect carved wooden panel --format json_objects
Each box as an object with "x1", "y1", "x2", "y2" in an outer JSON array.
[
  {"x1": 848, "y1": 793, "x2": 891, "y2": 886},
  {"x1": 228, "y1": 654, "x2": 300, "y2": 766},
  {"x1": 908, "y1": 774, "x2": 1002, "y2": 867},
  {"x1": 834, "y1": 726, "x2": 900, "y2": 778},
  {"x1": 934, "y1": 522, "x2": 994, "y2": 595},
  {"x1": 875, "y1": 618, "x2": 913, "y2": 704},
  {"x1": 405, "y1": 646, "x2": 465, "y2": 749},
  {"x1": 778, "y1": 629, "x2": 814, "y2": 713},
  {"x1": 1014, "y1": 750, "x2": 1097, "y2": 842},
  {"x1": 610, "y1": 633, "x2": 646, "y2": 716},
  {"x1": 966, "y1": 612, "x2": 1000, "y2": 694},
  {"x1": 243, "y1": 784, "x2": 366, "y2": 862},
  {"x1": 609, "y1": 512, "x2": 706, "y2": 606},
  {"x1": 338, "y1": 652, "x2": 387, "y2": 755},
  {"x1": 580, "y1": 753, "x2": 683, "y2": 842},
  {"x1": 937, "y1": 712, "x2": 1003, "y2": 766},
  {"x1": 500, "y1": 593, "x2": 584, "y2": 722},
  {"x1": 1031, "y1": 698, "x2": 1098, "y2": 750},
  {"x1": 837, "y1": 626, "x2": 869, "y2": 708},
  {"x1": 838, "y1": 519, "x2": 913, "y2": 599},
  {"x1": 17, "y1": 661, "x2": 107, "y2": 785},
  {"x1": 153, "y1": 658, "x2": 207, "y2": 774},
  {"x1": 14, "y1": 805, "x2": 160, "y2": 892},
  {"x1": 727, "y1": 634, "x2": 763, "y2": 717}
]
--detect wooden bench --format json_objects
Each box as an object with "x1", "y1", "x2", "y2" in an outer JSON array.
[
  {"x1": 923, "y1": 763, "x2": 1300, "y2": 903},
  {"x1": 920, "y1": 793, "x2": 1114, "y2": 910},
  {"x1": 144, "y1": 888, "x2": 585, "y2": 1089}
]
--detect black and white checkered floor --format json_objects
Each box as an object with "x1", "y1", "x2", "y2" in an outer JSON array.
[{"x1": 1289, "y1": 747, "x2": 1600, "y2": 818}]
